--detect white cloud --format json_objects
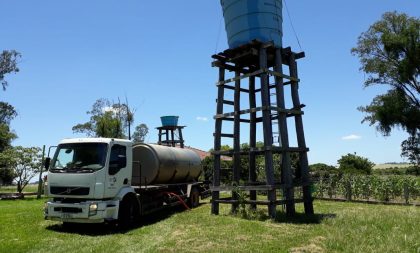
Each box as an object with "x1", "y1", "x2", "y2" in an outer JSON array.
[
  {"x1": 196, "y1": 116, "x2": 208, "y2": 122},
  {"x1": 342, "y1": 134, "x2": 362, "y2": 140}
]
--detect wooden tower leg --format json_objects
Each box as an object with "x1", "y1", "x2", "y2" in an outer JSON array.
[
  {"x1": 289, "y1": 54, "x2": 314, "y2": 215},
  {"x1": 178, "y1": 128, "x2": 184, "y2": 148},
  {"x1": 274, "y1": 49, "x2": 295, "y2": 216},
  {"x1": 232, "y1": 70, "x2": 241, "y2": 213},
  {"x1": 158, "y1": 129, "x2": 162, "y2": 145},
  {"x1": 248, "y1": 76, "x2": 257, "y2": 210},
  {"x1": 259, "y1": 47, "x2": 276, "y2": 219},
  {"x1": 171, "y1": 130, "x2": 175, "y2": 147},
  {"x1": 212, "y1": 67, "x2": 225, "y2": 215}
]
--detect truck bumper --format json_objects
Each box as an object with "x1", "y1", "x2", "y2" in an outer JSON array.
[{"x1": 44, "y1": 199, "x2": 119, "y2": 224}]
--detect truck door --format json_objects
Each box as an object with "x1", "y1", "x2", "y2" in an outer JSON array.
[{"x1": 104, "y1": 143, "x2": 127, "y2": 198}]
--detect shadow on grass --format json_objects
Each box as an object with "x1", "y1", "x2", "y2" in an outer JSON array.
[
  {"x1": 274, "y1": 212, "x2": 336, "y2": 224},
  {"x1": 231, "y1": 208, "x2": 336, "y2": 224},
  {"x1": 45, "y1": 204, "x2": 200, "y2": 235}
]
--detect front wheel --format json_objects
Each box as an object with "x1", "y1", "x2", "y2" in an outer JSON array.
[{"x1": 118, "y1": 195, "x2": 140, "y2": 229}]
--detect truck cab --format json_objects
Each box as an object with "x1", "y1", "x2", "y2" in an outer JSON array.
[{"x1": 44, "y1": 138, "x2": 134, "y2": 223}]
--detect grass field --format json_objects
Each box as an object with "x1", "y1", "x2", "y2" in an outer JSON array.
[
  {"x1": 373, "y1": 163, "x2": 413, "y2": 170},
  {"x1": 0, "y1": 198, "x2": 419, "y2": 253}
]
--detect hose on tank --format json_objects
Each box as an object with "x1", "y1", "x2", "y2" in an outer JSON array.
[{"x1": 163, "y1": 192, "x2": 190, "y2": 210}]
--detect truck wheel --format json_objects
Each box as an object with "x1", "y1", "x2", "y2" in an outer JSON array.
[
  {"x1": 118, "y1": 195, "x2": 140, "y2": 229},
  {"x1": 189, "y1": 187, "x2": 200, "y2": 208}
]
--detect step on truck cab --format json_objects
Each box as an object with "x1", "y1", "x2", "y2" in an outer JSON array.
[{"x1": 44, "y1": 138, "x2": 210, "y2": 226}]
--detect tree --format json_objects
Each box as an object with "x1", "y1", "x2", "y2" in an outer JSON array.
[
  {"x1": 72, "y1": 98, "x2": 134, "y2": 139},
  {"x1": 132, "y1": 123, "x2": 149, "y2": 143},
  {"x1": 0, "y1": 50, "x2": 21, "y2": 91},
  {"x1": 0, "y1": 146, "x2": 42, "y2": 193},
  {"x1": 0, "y1": 102, "x2": 18, "y2": 152},
  {"x1": 338, "y1": 153, "x2": 375, "y2": 175},
  {"x1": 0, "y1": 167, "x2": 14, "y2": 185},
  {"x1": 0, "y1": 102, "x2": 18, "y2": 124},
  {"x1": 401, "y1": 133, "x2": 420, "y2": 166},
  {"x1": 352, "y1": 12, "x2": 419, "y2": 164}
]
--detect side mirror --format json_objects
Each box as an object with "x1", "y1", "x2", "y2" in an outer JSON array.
[{"x1": 44, "y1": 157, "x2": 51, "y2": 170}]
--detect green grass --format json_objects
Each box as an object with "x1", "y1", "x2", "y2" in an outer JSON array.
[{"x1": 0, "y1": 198, "x2": 419, "y2": 253}]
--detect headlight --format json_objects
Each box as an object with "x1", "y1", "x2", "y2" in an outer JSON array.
[{"x1": 89, "y1": 202, "x2": 98, "y2": 216}]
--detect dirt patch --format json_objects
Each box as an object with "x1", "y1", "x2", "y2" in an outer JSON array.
[{"x1": 289, "y1": 243, "x2": 324, "y2": 253}]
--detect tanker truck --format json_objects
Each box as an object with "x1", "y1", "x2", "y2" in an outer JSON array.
[{"x1": 43, "y1": 138, "x2": 210, "y2": 227}]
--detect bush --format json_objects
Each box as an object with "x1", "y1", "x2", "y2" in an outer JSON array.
[{"x1": 338, "y1": 153, "x2": 375, "y2": 174}]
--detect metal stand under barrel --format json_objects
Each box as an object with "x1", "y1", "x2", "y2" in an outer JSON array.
[
  {"x1": 211, "y1": 41, "x2": 314, "y2": 218},
  {"x1": 157, "y1": 125, "x2": 185, "y2": 148}
]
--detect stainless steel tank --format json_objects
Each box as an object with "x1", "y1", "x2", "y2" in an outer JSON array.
[{"x1": 131, "y1": 144, "x2": 202, "y2": 185}]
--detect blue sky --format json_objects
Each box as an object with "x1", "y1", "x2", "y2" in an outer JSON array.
[{"x1": 1, "y1": 1, "x2": 419, "y2": 165}]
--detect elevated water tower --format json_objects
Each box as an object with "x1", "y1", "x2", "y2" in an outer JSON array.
[
  {"x1": 211, "y1": 0, "x2": 314, "y2": 218},
  {"x1": 157, "y1": 116, "x2": 185, "y2": 148}
]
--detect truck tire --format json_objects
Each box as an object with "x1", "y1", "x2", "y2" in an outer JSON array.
[
  {"x1": 188, "y1": 187, "x2": 200, "y2": 208},
  {"x1": 118, "y1": 194, "x2": 140, "y2": 229}
]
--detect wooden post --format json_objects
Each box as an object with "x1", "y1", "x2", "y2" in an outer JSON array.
[
  {"x1": 211, "y1": 67, "x2": 225, "y2": 215},
  {"x1": 289, "y1": 53, "x2": 314, "y2": 215},
  {"x1": 259, "y1": 47, "x2": 276, "y2": 219},
  {"x1": 249, "y1": 76, "x2": 257, "y2": 210},
  {"x1": 179, "y1": 128, "x2": 184, "y2": 148},
  {"x1": 274, "y1": 49, "x2": 295, "y2": 216},
  {"x1": 231, "y1": 70, "x2": 241, "y2": 213},
  {"x1": 171, "y1": 129, "x2": 175, "y2": 147}
]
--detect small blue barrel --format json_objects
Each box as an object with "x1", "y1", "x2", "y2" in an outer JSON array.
[
  {"x1": 220, "y1": 0, "x2": 283, "y2": 48},
  {"x1": 161, "y1": 116, "x2": 179, "y2": 127}
]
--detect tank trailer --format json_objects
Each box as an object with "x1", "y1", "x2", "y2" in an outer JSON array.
[{"x1": 43, "y1": 138, "x2": 210, "y2": 227}]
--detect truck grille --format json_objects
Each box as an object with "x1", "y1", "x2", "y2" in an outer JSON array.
[
  {"x1": 54, "y1": 207, "x2": 83, "y2": 213},
  {"x1": 50, "y1": 186, "x2": 90, "y2": 195}
]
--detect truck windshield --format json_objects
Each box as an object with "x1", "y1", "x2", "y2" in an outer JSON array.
[{"x1": 50, "y1": 143, "x2": 108, "y2": 173}]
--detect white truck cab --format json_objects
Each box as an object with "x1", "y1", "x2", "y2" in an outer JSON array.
[{"x1": 44, "y1": 138, "x2": 135, "y2": 223}]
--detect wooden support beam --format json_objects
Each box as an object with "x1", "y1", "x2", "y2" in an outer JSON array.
[
  {"x1": 232, "y1": 70, "x2": 241, "y2": 213},
  {"x1": 266, "y1": 70, "x2": 300, "y2": 82},
  {"x1": 274, "y1": 48, "x2": 295, "y2": 216},
  {"x1": 215, "y1": 99, "x2": 234, "y2": 106},
  {"x1": 216, "y1": 69, "x2": 298, "y2": 86},
  {"x1": 214, "y1": 106, "x2": 302, "y2": 119},
  {"x1": 212, "y1": 133, "x2": 234, "y2": 138},
  {"x1": 259, "y1": 47, "x2": 277, "y2": 219},
  {"x1": 212, "y1": 60, "x2": 252, "y2": 74},
  {"x1": 211, "y1": 67, "x2": 225, "y2": 215},
  {"x1": 219, "y1": 117, "x2": 251, "y2": 123},
  {"x1": 212, "y1": 198, "x2": 305, "y2": 205},
  {"x1": 218, "y1": 83, "x2": 249, "y2": 93},
  {"x1": 230, "y1": 48, "x2": 259, "y2": 62},
  {"x1": 211, "y1": 146, "x2": 309, "y2": 156},
  {"x1": 289, "y1": 53, "x2": 314, "y2": 215},
  {"x1": 249, "y1": 75, "x2": 257, "y2": 209}
]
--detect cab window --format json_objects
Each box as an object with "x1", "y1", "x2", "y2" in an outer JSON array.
[{"x1": 109, "y1": 144, "x2": 126, "y2": 175}]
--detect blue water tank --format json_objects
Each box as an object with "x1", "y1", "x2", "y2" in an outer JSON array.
[
  {"x1": 220, "y1": 0, "x2": 283, "y2": 49},
  {"x1": 161, "y1": 116, "x2": 179, "y2": 127}
]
